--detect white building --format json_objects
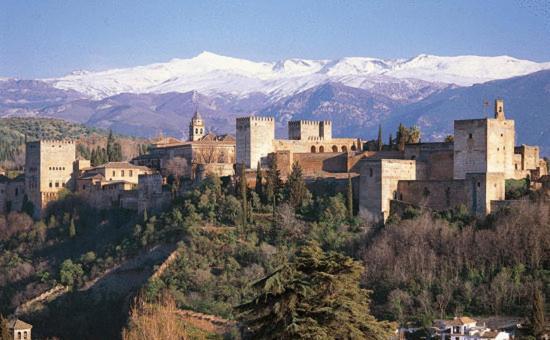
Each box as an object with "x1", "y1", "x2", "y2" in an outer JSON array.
[{"x1": 435, "y1": 317, "x2": 510, "y2": 340}]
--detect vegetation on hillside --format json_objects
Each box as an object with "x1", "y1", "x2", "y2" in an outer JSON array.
[
  {"x1": 0, "y1": 158, "x2": 548, "y2": 338},
  {"x1": 0, "y1": 117, "x2": 148, "y2": 169}
]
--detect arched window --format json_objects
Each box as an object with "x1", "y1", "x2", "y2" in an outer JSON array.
[
  {"x1": 319, "y1": 146, "x2": 324, "y2": 153},
  {"x1": 311, "y1": 146, "x2": 316, "y2": 153},
  {"x1": 195, "y1": 128, "x2": 198, "y2": 134},
  {"x1": 351, "y1": 144, "x2": 356, "y2": 151},
  {"x1": 332, "y1": 145, "x2": 338, "y2": 152},
  {"x1": 342, "y1": 146, "x2": 347, "y2": 152}
]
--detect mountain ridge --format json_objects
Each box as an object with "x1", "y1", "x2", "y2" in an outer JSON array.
[{"x1": 5, "y1": 52, "x2": 545, "y2": 100}]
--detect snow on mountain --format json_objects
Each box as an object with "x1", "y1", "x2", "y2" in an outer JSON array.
[{"x1": 43, "y1": 52, "x2": 550, "y2": 100}]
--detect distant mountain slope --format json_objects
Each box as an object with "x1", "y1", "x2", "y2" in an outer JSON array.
[
  {"x1": 1, "y1": 53, "x2": 549, "y2": 154},
  {"x1": 383, "y1": 70, "x2": 550, "y2": 153},
  {"x1": 46, "y1": 52, "x2": 550, "y2": 99}
]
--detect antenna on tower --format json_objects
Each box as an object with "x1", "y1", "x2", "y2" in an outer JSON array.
[{"x1": 483, "y1": 99, "x2": 489, "y2": 118}]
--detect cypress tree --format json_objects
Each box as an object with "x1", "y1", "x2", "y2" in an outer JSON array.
[
  {"x1": 240, "y1": 164, "x2": 248, "y2": 228},
  {"x1": 286, "y1": 161, "x2": 308, "y2": 209},
  {"x1": 266, "y1": 155, "x2": 282, "y2": 210},
  {"x1": 68, "y1": 218, "x2": 76, "y2": 238},
  {"x1": 255, "y1": 161, "x2": 263, "y2": 202},
  {"x1": 377, "y1": 124, "x2": 383, "y2": 151},
  {"x1": 106, "y1": 129, "x2": 115, "y2": 161},
  {"x1": 389, "y1": 133, "x2": 393, "y2": 148},
  {"x1": 347, "y1": 173, "x2": 353, "y2": 220}
]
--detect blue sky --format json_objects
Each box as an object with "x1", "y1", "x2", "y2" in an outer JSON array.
[{"x1": 1, "y1": 0, "x2": 550, "y2": 78}]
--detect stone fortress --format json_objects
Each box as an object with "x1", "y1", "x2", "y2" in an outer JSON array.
[
  {"x1": 0, "y1": 99, "x2": 547, "y2": 221},
  {"x1": 359, "y1": 99, "x2": 547, "y2": 221},
  {"x1": 236, "y1": 116, "x2": 363, "y2": 175}
]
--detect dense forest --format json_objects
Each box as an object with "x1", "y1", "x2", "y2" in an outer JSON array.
[
  {"x1": 0, "y1": 157, "x2": 548, "y2": 339},
  {"x1": 0, "y1": 117, "x2": 148, "y2": 170}
]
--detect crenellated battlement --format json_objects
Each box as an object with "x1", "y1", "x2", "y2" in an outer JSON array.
[{"x1": 237, "y1": 116, "x2": 274, "y2": 122}]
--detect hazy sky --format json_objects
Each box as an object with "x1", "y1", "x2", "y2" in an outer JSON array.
[{"x1": 2, "y1": 0, "x2": 550, "y2": 78}]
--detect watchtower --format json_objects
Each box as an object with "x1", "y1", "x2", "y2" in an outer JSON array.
[
  {"x1": 25, "y1": 140, "x2": 76, "y2": 217},
  {"x1": 236, "y1": 116, "x2": 275, "y2": 168}
]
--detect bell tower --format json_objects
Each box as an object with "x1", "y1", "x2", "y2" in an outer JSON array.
[
  {"x1": 189, "y1": 110, "x2": 205, "y2": 141},
  {"x1": 494, "y1": 99, "x2": 505, "y2": 120}
]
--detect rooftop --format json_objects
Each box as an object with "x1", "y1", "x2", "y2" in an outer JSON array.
[{"x1": 8, "y1": 319, "x2": 32, "y2": 330}]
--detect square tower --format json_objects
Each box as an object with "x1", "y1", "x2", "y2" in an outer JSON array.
[
  {"x1": 25, "y1": 140, "x2": 76, "y2": 216},
  {"x1": 287, "y1": 120, "x2": 333, "y2": 141},
  {"x1": 453, "y1": 100, "x2": 515, "y2": 180},
  {"x1": 236, "y1": 116, "x2": 275, "y2": 169}
]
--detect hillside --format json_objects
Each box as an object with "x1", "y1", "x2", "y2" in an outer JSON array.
[{"x1": 0, "y1": 117, "x2": 148, "y2": 169}]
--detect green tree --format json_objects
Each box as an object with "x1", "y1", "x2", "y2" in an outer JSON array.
[
  {"x1": 239, "y1": 163, "x2": 248, "y2": 228},
  {"x1": 265, "y1": 155, "x2": 282, "y2": 211},
  {"x1": 389, "y1": 133, "x2": 393, "y2": 148},
  {"x1": 285, "y1": 161, "x2": 308, "y2": 209},
  {"x1": 68, "y1": 217, "x2": 76, "y2": 238},
  {"x1": 255, "y1": 161, "x2": 264, "y2": 203},
  {"x1": 347, "y1": 173, "x2": 353, "y2": 220},
  {"x1": 377, "y1": 124, "x2": 383, "y2": 151},
  {"x1": 397, "y1": 123, "x2": 407, "y2": 151},
  {"x1": 532, "y1": 285, "x2": 546, "y2": 338},
  {"x1": 59, "y1": 259, "x2": 84, "y2": 287},
  {"x1": 237, "y1": 242, "x2": 394, "y2": 339}
]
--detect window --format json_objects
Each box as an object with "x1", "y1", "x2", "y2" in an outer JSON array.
[
  {"x1": 82, "y1": 185, "x2": 86, "y2": 190},
  {"x1": 121, "y1": 170, "x2": 125, "y2": 177},
  {"x1": 112, "y1": 171, "x2": 116, "y2": 176},
  {"x1": 24, "y1": 331, "x2": 27, "y2": 339},
  {"x1": 62, "y1": 183, "x2": 65, "y2": 187},
  {"x1": 17, "y1": 331, "x2": 21, "y2": 339},
  {"x1": 319, "y1": 146, "x2": 324, "y2": 153},
  {"x1": 129, "y1": 170, "x2": 133, "y2": 177},
  {"x1": 311, "y1": 146, "x2": 316, "y2": 153},
  {"x1": 332, "y1": 145, "x2": 338, "y2": 152},
  {"x1": 342, "y1": 146, "x2": 347, "y2": 152},
  {"x1": 55, "y1": 182, "x2": 59, "y2": 188},
  {"x1": 477, "y1": 181, "x2": 481, "y2": 188},
  {"x1": 351, "y1": 145, "x2": 356, "y2": 151},
  {"x1": 49, "y1": 182, "x2": 53, "y2": 188},
  {"x1": 468, "y1": 133, "x2": 473, "y2": 139},
  {"x1": 369, "y1": 168, "x2": 373, "y2": 177}
]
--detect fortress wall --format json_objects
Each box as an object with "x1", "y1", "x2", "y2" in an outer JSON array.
[
  {"x1": 465, "y1": 172, "x2": 505, "y2": 217},
  {"x1": 359, "y1": 159, "x2": 416, "y2": 222},
  {"x1": 396, "y1": 179, "x2": 467, "y2": 211}
]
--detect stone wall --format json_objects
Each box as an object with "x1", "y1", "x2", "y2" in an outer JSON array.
[
  {"x1": 359, "y1": 159, "x2": 416, "y2": 222},
  {"x1": 464, "y1": 172, "x2": 505, "y2": 217},
  {"x1": 396, "y1": 179, "x2": 467, "y2": 211},
  {"x1": 404, "y1": 143, "x2": 454, "y2": 180}
]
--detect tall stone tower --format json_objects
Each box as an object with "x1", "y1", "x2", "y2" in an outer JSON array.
[
  {"x1": 189, "y1": 110, "x2": 205, "y2": 141},
  {"x1": 236, "y1": 116, "x2": 275, "y2": 169},
  {"x1": 25, "y1": 140, "x2": 76, "y2": 217},
  {"x1": 453, "y1": 99, "x2": 515, "y2": 180}
]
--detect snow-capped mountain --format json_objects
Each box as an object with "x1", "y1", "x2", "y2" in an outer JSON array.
[{"x1": 47, "y1": 52, "x2": 550, "y2": 100}]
